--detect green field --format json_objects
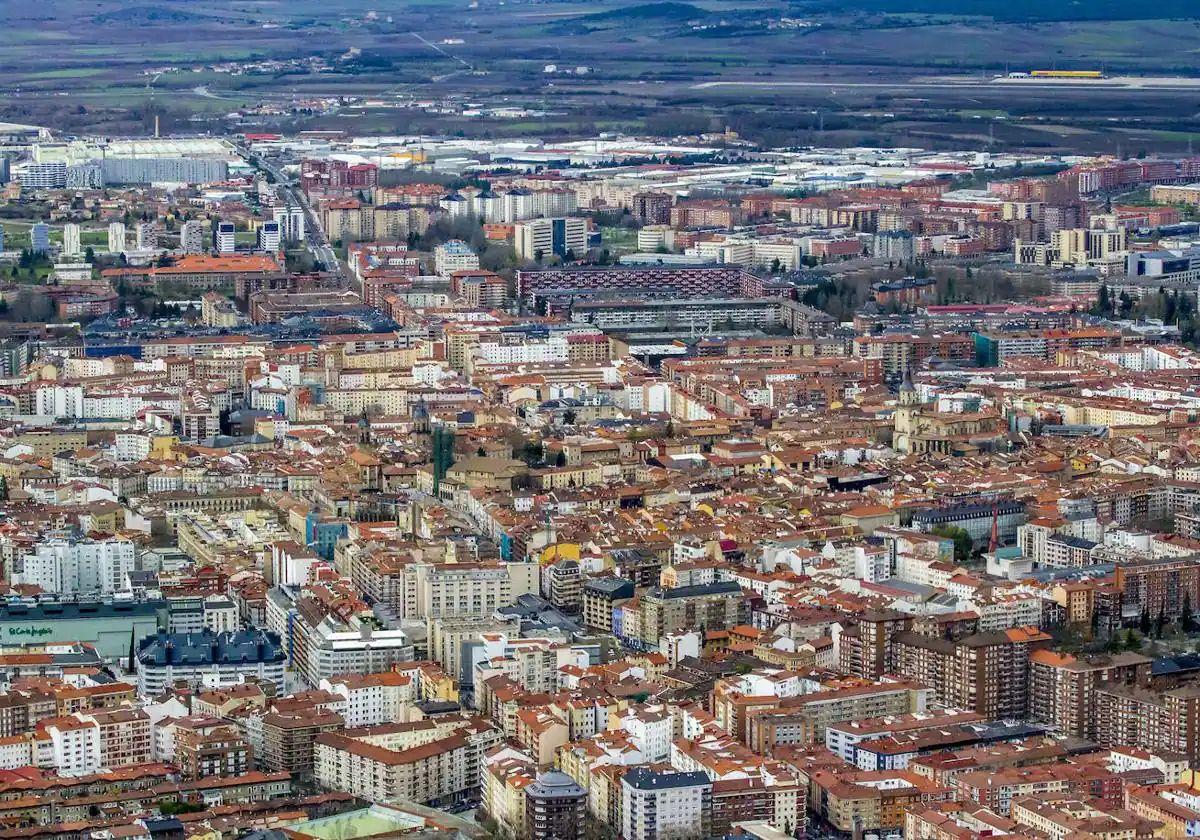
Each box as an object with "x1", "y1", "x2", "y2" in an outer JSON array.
[{"x1": 5, "y1": 0, "x2": 1200, "y2": 152}]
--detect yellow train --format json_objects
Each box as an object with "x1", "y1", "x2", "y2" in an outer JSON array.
[{"x1": 1030, "y1": 70, "x2": 1104, "y2": 79}]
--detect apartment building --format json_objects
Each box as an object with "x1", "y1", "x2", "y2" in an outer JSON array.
[
  {"x1": 631, "y1": 192, "x2": 672, "y2": 224},
  {"x1": 1094, "y1": 683, "x2": 1200, "y2": 765},
  {"x1": 515, "y1": 217, "x2": 588, "y2": 261},
  {"x1": 107, "y1": 221, "x2": 126, "y2": 253},
  {"x1": 809, "y1": 768, "x2": 951, "y2": 832},
  {"x1": 621, "y1": 768, "x2": 712, "y2": 840},
  {"x1": 635, "y1": 581, "x2": 748, "y2": 646},
  {"x1": 434, "y1": 240, "x2": 480, "y2": 277},
  {"x1": 1113, "y1": 556, "x2": 1200, "y2": 623},
  {"x1": 451, "y1": 269, "x2": 509, "y2": 308},
  {"x1": 473, "y1": 634, "x2": 577, "y2": 701},
  {"x1": 905, "y1": 802, "x2": 1019, "y2": 840},
  {"x1": 1028, "y1": 649, "x2": 1151, "y2": 739},
  {"x1": 174, "y1": 717, "x2": 253, "y2": 779},
  {"x1": 409, "y1": 560, "x2": 539, "y2": 620},
  {"x1": 540, "y1": 559, "x2": 582, "y2": 612},
  {"x1": 1011, "y1": 793, "x2": 1146, "y2": 840},
  {"x1": 838, "y1": 609, "x2": 913, "y2": 679},
  {"x1": 135, "y1": 629, "x2": 286, "y2": 694},
  {"x1": 84, "y1": 708, "x2": 151, "y2": 769},
  {"x1": 304, "y1": 618, "x2": 415, "y2": 685},
  {"x1": 581, "y1": 577, "x2": 635, "y2": 633},
  {"x1": 525, "y1": 770, "x2": 586, "y2": 840},
  {"x1": 319, "y1": 672, "x2": 415, "y2": 728},
  {"x1": 33, "y1": 715, "x2": 101, "y2": 777},
  {"x1": 1014, "y1": 227, "x2": 1127, "y2": 268},
  {"x1": 14, "y1": 538, "x2": 135, "y2": 597},
  {"x1": 258, "y1": 707, "x2": 345, "y2": 775},
  {"x1": 745, "y1": 681, "x2": 933, "y2": 754},
  {"x1": 894, "y1": 628, "x2": 1052, "y2": 719},
  {"x1": 1125, "y1": 784, "x2": 1200, "y2": 836},
  {"x1": 212, "y1": 221, "x2": 236, "y2": 254},
  {"x1": 314, "y1": 718, "x2": 499, "y2": 806},
  {"x1": 670, "y1": 199, "x2": 740, "y2": 229},
  {"x1": 953, "y1": 764, "x2": 1122, "y2": 816},
  {"x1": 852, "y1": 333, "x2": 975, "y2": 379}
]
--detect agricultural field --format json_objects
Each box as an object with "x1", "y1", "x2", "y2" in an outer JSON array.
[{"x1": 4, "y1": 0, "x2": 1200, "y2": 153}]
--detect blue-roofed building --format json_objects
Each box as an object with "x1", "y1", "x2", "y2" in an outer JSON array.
[
  {"x1": 912, "y1": 500, "x2": 1027, "y2": 547},
  {"x1": 135, "y1": 628, "x2": 285, "y2": 694},
  {"x1": 1153, "y1": 653, "x2": 1200, "y2": 686}
]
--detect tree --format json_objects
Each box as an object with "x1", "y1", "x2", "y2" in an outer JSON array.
[
  {"x1": 476, "y1": 446, "x2": 487, "y2": 457},
  {"x1": 1184, "y1": 593, "x2": 1196, "y2": 634},
  {"x1": 1139, "y1": 607, "x2": 1152, "y2": 635},
  {"x1": 562, "y1": 409, "x2": 577, "y2": 426},
  {"x1": 1095, "y1": 283, "x2": 1111, "y2": 316},
  {"x1": 1118, "y1": 291, "x2": 1134, "y2": 317},
  {"x1": 555, "y1": 450, "x2": 567, "y2": 467},
  {"x1": 1125, "y1": 629, "x2": 1140, "y2": 651},
  {"x1": 518, "y1": 440, "x2": 544, "y2": 466},
  {"x1": 931, "y1": 525, "x2": 973, "y2": 564},
  {"x1": 1154, "y1": 607, "x2": 1166, "y2": 639}
]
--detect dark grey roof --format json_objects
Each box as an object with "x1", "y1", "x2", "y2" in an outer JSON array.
[
  {"x1": 195, "y1": 433, "x2": 273, "y2": 448},
  {"x1": 528, "y1": 770, "x2": 586, "y2": 799},
  {"x1": 648, "y1": 581, "x2": 743, "y2": 601},
  {"x1": 1047, "y1": 534, "x2": 1098, "y2": 550},
  {"x1": 583, "y1": 577, "x2": 635, "y2": 598},
  {"x1": 497, "y1": 594, "x2": 583, "y2": 635},
  {"x1": 913, "y1": 500, "x2": 1025, "y2": 523},
  {"x1": 623, "y1": 767, "x2": 711, "y2": 791},
  {"x1": 1153, "y1": 653, "x2": 1200, "y2": 676},
  {"x1": 137, "y1": 628, "x2": 285, "y2": 667},
  {"x1": 0, "y1": 598, "x2": 167, "y2": 621}
]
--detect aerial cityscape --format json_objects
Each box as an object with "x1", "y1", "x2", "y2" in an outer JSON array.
[{"x1": 10, "y1": 2, "x2": 1200, "y2": 840}]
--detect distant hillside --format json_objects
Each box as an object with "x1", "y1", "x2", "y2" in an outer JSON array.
[
  {"x1": 549, "y1": 2, "x2": 709, "y2": 34},
  {"x1": 797, "y1": 0, "x2": 1200, "y2": 21},
  {"x1": 580, "y1": 2, "x2": 707, "y2": 22},
  {"x1": 93, "y1": 5, "x2": 208, "y2": 24}
]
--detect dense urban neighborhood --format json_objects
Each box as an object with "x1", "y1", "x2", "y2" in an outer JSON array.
[{"x1": 9, "y1": 4, "x2": 1200, "y2": 840}]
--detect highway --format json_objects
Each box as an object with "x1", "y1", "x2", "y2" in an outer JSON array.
[{"x1": 235, "y1": 144, "x2": 346, "y2": 283}]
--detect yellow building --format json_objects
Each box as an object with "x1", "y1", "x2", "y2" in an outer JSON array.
[
  {"x1": 416, "y1": 662, "x2": 459, "y2": 703},
  {"x1": 892, "y1": 383, "x2": 1003, "y2": 456}
]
